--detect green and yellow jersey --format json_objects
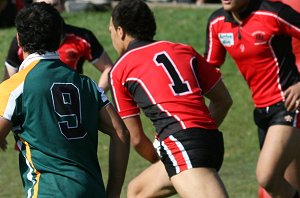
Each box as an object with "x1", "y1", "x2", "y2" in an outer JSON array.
[{"x1": 0, "y1": 52, "x2": 109, "y2": 198}]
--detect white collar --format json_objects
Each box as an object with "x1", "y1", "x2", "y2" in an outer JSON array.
[{"x1": 19, "y1": 51, "x2": 60, "y2": 71}]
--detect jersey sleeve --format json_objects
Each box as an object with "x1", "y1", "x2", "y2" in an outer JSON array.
[
  {"x1": 194, "y1": 50, "x2": 222, "y2": 95},
  {"x1": 0, "y1": 77, "x2": 23, "y2": 123},
  {"x1": 204, "y1": 10, "x2": 227, "y2": 68},
  {"x1": 110, "y1": 64, "x2": 140, "y2": 118},
  {"x1": 5, "y1": 36, "x2": 23, "y2": 70}
]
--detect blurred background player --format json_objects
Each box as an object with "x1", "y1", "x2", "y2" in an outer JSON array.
[
  {"x1": 3, "y1": 0, "x2": 113, "y2": 92},
  {"x1": 204, "y1": 0, "x2": 300, "y2": 197},
  {"x1": 109, "y1": 0, "x2": 232, "y2": 197},
  {"x1": 0, "y1": 2, "x2": 129, "y2": 197}
]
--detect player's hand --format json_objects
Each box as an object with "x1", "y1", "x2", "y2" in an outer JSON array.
[
  {"x1": 284, "y1": 82, "x2": 300, "y2": 111},
  {"x1": 0, "y1": 138, "x2": 8, "y2": 151}
]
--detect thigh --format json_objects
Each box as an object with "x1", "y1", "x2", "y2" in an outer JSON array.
[
  {"x1": 127, "y1": 161, "x2": 176, "y2": 198},
  {"x1": 257, "y1": 125, "x2": 300, "y2": 176},
  {"x1": 170, "y1": 167, "x2": 228, "y2": 198},
  {"x1": 284, "y1": 145, "x2": 300, "y2": 191}
]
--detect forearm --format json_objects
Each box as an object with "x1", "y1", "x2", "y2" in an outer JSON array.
[
  {"x1": 106, "y1": 130, "x2": 130, "y2": 198},
  {"x1": 133, "y1": 137, "x2": 160, "y2": 163},
  {"x1": 208, "y1": 99, "x2": 232, "y2": 127},
  {"x1": 0, "y1": 117, "x2": 13, "y2": 151},
  {"x1": 98, "y1": 68, "x2": 110, "y2": 93}
]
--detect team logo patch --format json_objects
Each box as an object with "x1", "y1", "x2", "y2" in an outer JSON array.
[
  {"x1": 218, "y1": 33, "x2": 234, "y2": 47},
  {"x1": 252, "y1": 31, "x2": 267, "y2": 45},
  {"x1": 284, "y1": 115, "x2": 293, "y2": 122}
]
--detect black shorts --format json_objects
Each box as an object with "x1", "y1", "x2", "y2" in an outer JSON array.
[
  {"x1": 158, "y1": 128, "x2": 224, "y2": 178},
  {"x1": 253, "y1": 101, "x2": 300, "y2": 149}
]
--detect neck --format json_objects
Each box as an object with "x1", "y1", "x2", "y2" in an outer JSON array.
[
  {"x1": 232, "y1": 0, "x2": 251, "y2": 23},
  {"x1": 23, "y1": 51, "x2": 30, "y2": 59}
]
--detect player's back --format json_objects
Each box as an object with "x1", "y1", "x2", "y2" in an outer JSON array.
[
  {"x1": 111, "y1": 41, "x2": 219, "y2": 139},
  {"x1": 0, "y1": 53, "x2": 107, "y2": 197}
]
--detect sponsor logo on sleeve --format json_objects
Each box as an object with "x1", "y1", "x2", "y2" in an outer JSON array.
[{"x1": 218, "y1": 33, "x2": 234, "y2": 47}]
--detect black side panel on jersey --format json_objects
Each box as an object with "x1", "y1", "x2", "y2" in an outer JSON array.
[
  {"x1": 124, "y1": 80, "x2": 183, "y2": 140},
  {"x1": 270, "y1": 35, "x2": 299, "y2": 91}
]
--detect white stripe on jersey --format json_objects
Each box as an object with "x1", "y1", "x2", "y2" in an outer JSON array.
[{"x1": 3, "y1": 82, "x2": 24, "y2": 120}]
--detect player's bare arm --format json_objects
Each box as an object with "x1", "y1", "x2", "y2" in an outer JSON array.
[
  {"x1": 94, "y1": 51, "x2": 113, "y2": 92},
  {"x1": 205, "y1": 79, "x2": 232, "y2": 127},
  {"x1": 98, "y1": 103, "x2": 130, "y2": 197},
  {"x1": 0, "y1": 117, "x2": 12, "y2": 151},
  {"x1": 123, "y1": 115, "x2": 160, "y2": 164}
]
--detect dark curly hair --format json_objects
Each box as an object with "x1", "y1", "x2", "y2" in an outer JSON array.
[
  {"x1": 15, "y1": 2, "x2": 63, "y2": 54},
  {"x1": 111, "y1": 0, "x2": 156, "y2": 41}
]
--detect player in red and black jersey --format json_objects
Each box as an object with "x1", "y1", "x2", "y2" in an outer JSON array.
[
  {"x1": 204, "y1": 0, "x2": 300, "y2": 197},
  {"x1": 4, "y1": 0, "x2": 113, "y2": 92},
  {"x1": 109, "y1": 0, "x2": 232, "y2": 197}
]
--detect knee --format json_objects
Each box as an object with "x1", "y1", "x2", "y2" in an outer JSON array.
[{"x1": 256, "y1": 168, "x2": 280, "y2": 191}]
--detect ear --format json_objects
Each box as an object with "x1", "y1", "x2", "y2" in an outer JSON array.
[{"x1": 117, "y1": 26, "x2": 126, "y2": 41}]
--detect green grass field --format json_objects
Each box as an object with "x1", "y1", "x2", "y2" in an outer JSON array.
[{"x1": 0, "y1": 5, "x2": 259, "y2": 197}]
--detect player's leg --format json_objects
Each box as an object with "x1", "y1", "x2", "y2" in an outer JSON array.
[
  {"x1": 257, "y1": 128, "x2": 300, "y2": 198},
  {"x1": 284, "y1": 148, "x2": 300, "y2": 192},
  {"x1": 170, "y1": 167, "x2": 228, "y2": 198},
  {"x1": 127, "y1": 160, "x2": 176, "y2": 198},
  {"x1": 256, "y1": 125, "x2": 300, "y2": 197},
  {"x1": 257, "y1": 128, "x2": 272, "y2": 198}
]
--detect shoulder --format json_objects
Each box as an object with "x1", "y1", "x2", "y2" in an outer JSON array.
[
  {"x1": 208, "y1": 8, "x2": 226, "y2": 23},
  {"x1": 259, "y1": 0, "x2": 285, "y2": 13},
  {"x1": 258, "y1": 0, "x2": 299, "y2": 22}
]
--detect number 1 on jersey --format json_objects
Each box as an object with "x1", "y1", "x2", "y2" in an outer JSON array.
[{"x1": 154, "y1": 52, "x2": 191, "y2": 95}]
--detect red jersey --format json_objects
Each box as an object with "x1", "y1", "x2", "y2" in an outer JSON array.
[
  {"x1": 5, "y1": 23, "x2": 104, "y2": 74},
  {"x1": 110, "y1": 40, "x2": 220, "y2": 140},
  {"x1": 204, "y1": 0, "x2": 300, "y2": 108}
]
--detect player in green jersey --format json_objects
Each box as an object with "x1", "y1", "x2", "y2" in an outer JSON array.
[{"x1": 0, "y1": 2, "x2": 130, "y2": 197}]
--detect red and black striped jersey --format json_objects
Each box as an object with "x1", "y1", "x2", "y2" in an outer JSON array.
[
  {"x1": 204, "y1": 0, "x2": 300, "y2": 108},
  {"x1": 110, "y1": 40, "x2": 220, "y2": 139},
  {"x1": 5, "y1": 23, "x2": 104, "y2": 74}
]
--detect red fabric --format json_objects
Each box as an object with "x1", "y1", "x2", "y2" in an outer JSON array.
[
  {"x1": 258, "y1": 186, "x2": 272, "y2": 198},
  {"x1": 111, "y1": 41, "x2": 219, "y2": 137}
]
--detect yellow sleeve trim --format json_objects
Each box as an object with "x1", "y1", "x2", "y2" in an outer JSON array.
[{"x1": 0, "y1": 60, "x2": 39, "y2": 117}]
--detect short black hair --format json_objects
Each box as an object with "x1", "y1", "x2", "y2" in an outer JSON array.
[
  {"x1": 15, "y1": 2, "x2": 63, "y2": 54},
  {"x1": 111, "y1": 0, "x2": 156, "y2": 41}
]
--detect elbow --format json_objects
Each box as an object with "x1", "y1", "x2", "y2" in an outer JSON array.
[
  {"x1": 223, "y1": 96, "x2": 233, "y2": 114},
  {"x1": 122, "y1": 129, "x2": 131, "y2": 145},
  {"x1": 113, "y1": 127, "x2": 130, "y2": 146},
  {"x1": 130, "y1": 135, "x2": 142, "y2": 148},
  {"x1": 226, "y1": 96, "x2": 233, "y2": 110}
]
